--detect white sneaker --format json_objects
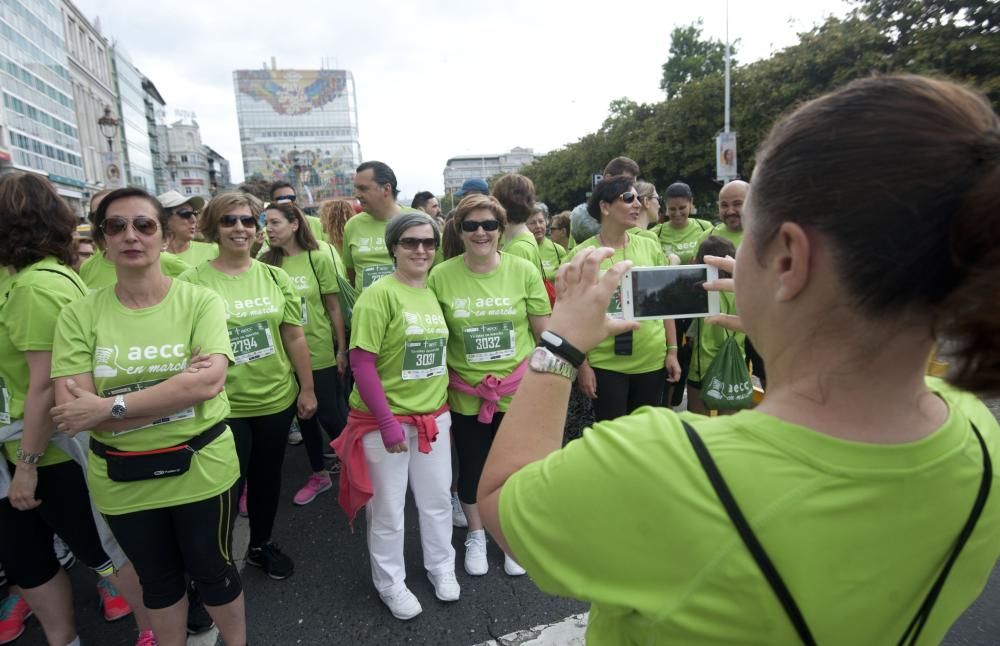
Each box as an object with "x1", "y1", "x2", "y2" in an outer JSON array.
[
  {"x1": 379, "y1": 586, "x2": 422, "y2": 620},
  {"x1": 451, "y1": 493, "x2": 468, "y2": 528},
  {"x1": 427, "y1": 571, "x2": 461, "y2": 602},
  {"x1": 464, "y1": 530, "x2": 488, "y2": 576},
  {"x1": 504, "y1": 554, "x2": 526, "y2": 577}
]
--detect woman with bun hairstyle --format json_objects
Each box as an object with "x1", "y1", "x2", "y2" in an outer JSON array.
[
  {"x1": 479, "y1": 75, "x2": 1000, "y2": 645},
  {"x1": 650, "y1": 181, "x2": 711, "y2": 265}
]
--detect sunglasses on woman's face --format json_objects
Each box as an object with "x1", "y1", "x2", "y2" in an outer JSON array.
[
  {"x1": 173, "y1": 209, "x2": 197, "y2": 219},
  {"x1": 461, "y1": 219, "x2": 500, "y2": 232},
  {"x1": 219, "y1": 214, "x2": 257, "y2": 228},
  {"x1": 397, "y1": 237, "x2": 437, "y2": 251},
  {"x1": 617, "y1": 191, "x2": 638, "y2": 204},
  {"x1": 100, "y1": 216, "x2": 159, "y2": 237}
]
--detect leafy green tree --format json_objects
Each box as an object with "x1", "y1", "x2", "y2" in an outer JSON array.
[{"x1": 660, "y1": 20, "x2": 735, "y2": 100}]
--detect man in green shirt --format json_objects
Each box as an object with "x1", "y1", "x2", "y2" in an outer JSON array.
[
  {"x1": 701, "y1": 180, "x2": 748, "y2": 249},
  {"x1": 343, "y1": 161, "x2": 405, "y2": 292}
]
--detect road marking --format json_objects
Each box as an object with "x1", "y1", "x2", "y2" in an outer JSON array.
[
  {"x1": 187, "y1": 512, "x2": 250, "y2": 645},
  {"x1": 473, "y1": 613, "x2": 588, "y2": 646}
]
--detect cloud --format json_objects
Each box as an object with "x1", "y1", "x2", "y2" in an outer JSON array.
[{"x1": 77, "y1": 0, "x2": 847, "y2": 199}]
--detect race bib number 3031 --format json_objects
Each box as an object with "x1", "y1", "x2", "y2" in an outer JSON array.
[
  {"x1": 229, "y1": 321, "x2": 276, "y2": 365},
  {"x1": 401, "y1": 338, "x2": 447, "y2": 380}
]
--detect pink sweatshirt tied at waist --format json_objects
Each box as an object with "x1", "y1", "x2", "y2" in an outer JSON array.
[{"x1": 448, "y1": 359, "x2": 528, "y2": 424}]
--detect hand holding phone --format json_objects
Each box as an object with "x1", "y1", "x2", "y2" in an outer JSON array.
[{"x1": 619, "y1": 264, "x2": 721, "y2": 321}]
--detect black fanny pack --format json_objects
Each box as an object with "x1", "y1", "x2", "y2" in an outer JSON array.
[{"x1": 90, "y1": 422, "x2": 228, "y2": 483}]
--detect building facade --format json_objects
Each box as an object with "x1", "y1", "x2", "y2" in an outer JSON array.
[
  {"x1": 111, "y1": 45, "x2": 155, "y2": 191},
  {"x1": 204, "y1": 145, "x2": 231, "y2": 194},
  {"x1": 233, "y1": 65, "x2": 361, "y2": 206},
  {"x1": 443, "y1": 147, "x2": 536, "y2": 194},
  {"x1": 157, "y1": 119, "x2": 210, "y2": 198},
  {"x1": 0, "y1": 0, "x2": 87, "y2": 213},
  {"x1": 59, "y1": 0, "x2": 120, "y2": 201},
  {"x1": 143, "y1": 78, "x2": 165, "y2": 193}
]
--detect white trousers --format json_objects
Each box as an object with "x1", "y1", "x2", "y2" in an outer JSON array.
[{"x1": 363, "y1": 411, "x2": 455, "y2": 594}]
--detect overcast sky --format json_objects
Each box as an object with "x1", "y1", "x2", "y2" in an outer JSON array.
[{"x1": 77, "y1": 0, "x2": 850, "y2": 200}]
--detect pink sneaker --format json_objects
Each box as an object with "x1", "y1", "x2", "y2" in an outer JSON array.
[
  {"x1": 293, "y1": 472, "x2": 332, "y2": 506},
  {"x1": 238, "y1": 484, "x2": 248, "y2": 517},
  {"x1": 135, "y1": 629, "x2": 158, "y2": 646},
  {"x1": 0, "y1": 594, "x2": 31, "y2": 645}
]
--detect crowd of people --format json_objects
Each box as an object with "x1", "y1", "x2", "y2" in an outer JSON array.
[{"x1": 0, "y1": 74, "x2": 998, "y2": 646}]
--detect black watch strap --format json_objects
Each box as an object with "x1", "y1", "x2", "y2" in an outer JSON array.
[{"x1": 539, "y1": 330, "x2": 585, "y2": 368}]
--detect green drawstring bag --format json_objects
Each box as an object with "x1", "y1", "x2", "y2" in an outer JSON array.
[
  {"x1": 699, "y1": 333, "x2": 754, "y2": 410},
  {"x1": 335, "y1": 272, "x2": 358, "y2": 332}
]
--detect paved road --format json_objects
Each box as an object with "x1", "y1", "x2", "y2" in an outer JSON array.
[{"x1": 12, "y1": 398, "x2": 1000, "y2": 645}]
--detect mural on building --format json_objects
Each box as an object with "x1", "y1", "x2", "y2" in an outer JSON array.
[{"x1": 236, "y1": 70, "x2": 347, "y2": 116}]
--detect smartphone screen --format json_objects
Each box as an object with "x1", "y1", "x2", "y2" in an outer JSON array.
[{"x1": 631, "y1": 266, "x2": 711, "y2": 318}]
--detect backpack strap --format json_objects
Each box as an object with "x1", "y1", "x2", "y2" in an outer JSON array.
[{"x1": 34, "y1": 267, "x2": 86, "y2": 296}]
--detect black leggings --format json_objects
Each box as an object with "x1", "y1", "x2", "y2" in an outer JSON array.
[
  {"x1": 451, "y1": 411, "x2": 505, "y2": 505},
  {"x1": 0, "y1": 460, "x2": 112, "y2": 589},
  {"x1": 229, "y1": 403, "x2": 297, "y2": 547},
  {"x1": 591, "y1": 367, "x2": 666, "y2": 422},
  {"x1": 300, "y1": 366, "x2": 347, "y2": 472},
  {"x1": 104, "y1": 489, "x2": 240, "y2": 609}
]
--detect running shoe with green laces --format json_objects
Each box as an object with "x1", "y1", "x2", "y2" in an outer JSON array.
[{"x1": 0, "y1": 594, "x2": 31, "y2": 645}]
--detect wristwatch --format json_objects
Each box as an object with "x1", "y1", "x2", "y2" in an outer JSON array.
[
  {"x1": 529, "y1": 346, "x2": 578, "y2": 381},
  {"x1": 15, "y1": 447, "x2": 44, "y2": 465},
  {"x1": 110, "y1": 394, "x2": 127, "y2": 420}
]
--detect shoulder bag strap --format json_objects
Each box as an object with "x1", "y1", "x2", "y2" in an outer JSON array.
[
  {"x1": 682, "y1": 420, "x2": 817, "y2": 645},
  {"x1": 35, "y1": 267, "x2": 86, "y2": 296},
  {"x1": 306, "y1": 249, "x2": 323, "y2": 292},
  {"x1": 898, "y1": 422, "x2": 991, "y2": 646}
]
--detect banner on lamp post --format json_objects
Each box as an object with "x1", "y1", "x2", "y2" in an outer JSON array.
[
  {"x1": 716, "y1": 132, "x2": 738, "y2": 181},
  {"x1": 102, "y1": 151, "x2": 124, "y2": 189}
]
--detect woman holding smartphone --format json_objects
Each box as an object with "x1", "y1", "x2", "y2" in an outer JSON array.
[
  {"x1": 565, "y1": 176, "x2": 681, "y2": 421},
  {"x1": 480, "y1": 75, "x2": 1000, "y2": 645}
]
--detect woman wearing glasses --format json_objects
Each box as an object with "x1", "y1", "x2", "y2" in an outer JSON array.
[
  {"x1": 180, "y1": 192, "x2": 317, "y2": 582},
  {"x1": 567, "y1": 176, "x2": 682, "y2": 421},
  {"x1": 427, "y1": 195, "x2": 550, "y2": 578},
  {"x1": 49, "y1": 187, "x2": 244, "y2": 646},
  {"x1": 158, "y1": 192, "x2": 217, "y2": 267},
  {"x1": 332, "y1": 212, "x2": 456, "y2": 620},
  {"x1": 548, "y1": 211, "x2": 573, "y2": 250}
]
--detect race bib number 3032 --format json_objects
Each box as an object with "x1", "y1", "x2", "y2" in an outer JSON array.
[
  {"x1": 462, "y1": 321, "x2": 516, "y2": 363},
  {"x1": 401, "y1": 338, "x2": 447, "y2": 381}
]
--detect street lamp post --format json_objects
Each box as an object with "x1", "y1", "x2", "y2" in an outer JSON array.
[
  {"x1": 97, "y1": 106, "x2": 118, "y2": 152},
  {"x1": 165, "y1": 155, "x2": 177, "y2": 191}
]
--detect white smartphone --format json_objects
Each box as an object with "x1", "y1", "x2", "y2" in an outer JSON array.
[{"x1": 619, "y1": 264, "x2": 720, "y2": 320}]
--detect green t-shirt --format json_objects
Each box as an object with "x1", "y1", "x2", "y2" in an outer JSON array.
[
  {"x1": 651, "y1": 219, "x2": 713, "y2": 264},
  {"x1": 174, "y1": 241, "x2": 218, "y2": 267},
  {"x1": 538, "y1": 238, "x2": 567, "y2": 282},
  {"x1": 51, "y1": 280, "x2": 238, "y2": 515},
  {"x1": 628, "y1": 226, "x2": 659, "y2": 243},
  {"x1": 305, "y1": 214, "x2": 328, "y2": 242},
  {"x1": 342, "y1": 212, "x2": 394, "y2": 292},
  {"x1": 501, "y1": 378, "x2": 1000, "y2": 645},
  {"x1": 565, "y1": 234, "x2": 667, "y2": 373},
  {"x1": 427, "y1": 254, "x2": 551, "y2": 416},
  {"x1": 0, "y1": 259, "x2": 86, "y2": 467},
  {"x1": 700, "y1": 222, "x2": 744, "y2": 249},
  {"x1": 348, "y1": 275, "x2": 449, "y2": 415},
  {"x1": 179, "y1": 261, "x2": 302, "y2": 417},
  {"x1": 502, "y1": 230, "x2": 542, "y2": 276},
  {"x1": 270, "y1": 246, "x2": 341, "y2": 370},
  {"x1": 687, "y1": 292, "x2": 746, "y2": 383},
  {"x1": 80, "y1": 249, "x2": 191, "y2": 291}
]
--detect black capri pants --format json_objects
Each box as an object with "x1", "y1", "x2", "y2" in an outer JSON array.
[
  {"x1": 104, "y1": 488, "x2": 240, "y2": 609},
  {"x1": 591, "y1": 367, "x2": 666, "y2": 422},
  {"x1": 0, "y1": 460, "x2": 113, "y2": 589},
  {"x1": 229, "y1": 403, "x2": 297, "y2": 548},
  {"x1": 300, "y1": 366, "x2": 347, "y2": 472},
  {"x1": 452, "y1": 411, "x2": 505, "y2": 505}
]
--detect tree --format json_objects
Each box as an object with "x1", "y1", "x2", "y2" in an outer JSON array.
[
  {"x1": 238, "y1": 174, "x2": 272, "y2": 201},
  {"x1": 660, "y1": 20, "x2": 735, "y2": 100}
]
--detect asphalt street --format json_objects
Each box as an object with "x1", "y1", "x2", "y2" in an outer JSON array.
[{"x1": 10, "y1": 397, "x2": 1000, "y2": 645}]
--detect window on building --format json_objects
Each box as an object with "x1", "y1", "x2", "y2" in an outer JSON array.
[
  {"x1": 181, "y1": 155, "x2": 188, "y2": 162},
  {"x1": 184, "y1": 187, "x2": 192, "y2": 194},
  {"x1": 182, "y1": 170, "x2": 189, "y2": 177}
]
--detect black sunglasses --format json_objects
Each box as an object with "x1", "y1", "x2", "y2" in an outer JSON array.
[
  {"x1": 397, "y1": 237, "x2": 437, "y2": 251},
  {"x1": 461, "y1": 219, "x2": 500, "y2": 232},
  {"x1": 174, "y1": 209, "x2": 197, "y2": 219},
  {"x1": 274, "y1": 195, "x2": 296, "y2": 203},
  {"x1": 100, "y1": 216, "x2": 159, "y2": 237},
  {"x1": 219, "y1": 214, "x2": 258, "y2": 228},
  {"x1": 617, "y1": 191, "x2": 638, "y2": 204}
]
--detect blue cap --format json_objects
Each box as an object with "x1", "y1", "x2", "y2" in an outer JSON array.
[{"x1": 455, "y1": 177, "x2": 489, "y2": 197}]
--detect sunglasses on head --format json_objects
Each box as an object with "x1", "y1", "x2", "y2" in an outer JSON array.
[
  {"x1": 397, "y1": 237, "x2": 437, "y2": 251},
  {"x1": 460, "y1": 219, "x2": 500, "y2": 232},
  {"x1": 617, "y1": 191, "x2": 638, "y2": 204},
  {"x1": 100, "y1": 216, "x2": 159, "y2": 237},
  {"x1": 219, "y1": 214, "x2": 257, "y2": 228},
  {"x1": 174, "y1": 209, "x2": 197, "y2": 219},
  {"x1": 274, "y1": 195, "x2": 296, "y2": 203}
]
